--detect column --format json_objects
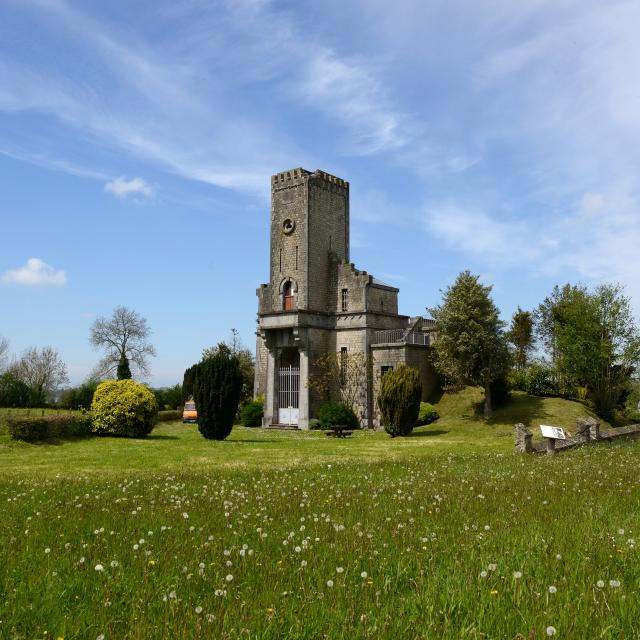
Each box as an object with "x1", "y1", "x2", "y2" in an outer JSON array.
[
  {"x1": 264, "y1": 346, "x2": 277, "y2": 427},
  {"x1": 298, "y1": 347, "x2": 309, "y2": 429}
]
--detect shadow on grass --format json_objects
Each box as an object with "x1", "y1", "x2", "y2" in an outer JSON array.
[
  {"x1": 146, "y1": 434, "x2": 180, "y2": 441},
  {"x1": 408, "y1": 429, "x2": 449, "y2": 438}
]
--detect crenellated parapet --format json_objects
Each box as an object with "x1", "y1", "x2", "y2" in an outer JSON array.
[{"x1": 271, "y1": 168, "x2": 349, "y2": 194}]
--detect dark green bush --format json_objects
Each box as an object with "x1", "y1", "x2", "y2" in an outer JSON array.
[
  {"x1": 7, "y1": 414, "x2": 93, "y2": 442},
  {"x1": 91, "y1": 380, "x2": 158, "y2": 438},
  {"x1": 308, "y1": 418, "x2": 322, "y2": 430},
  {"x1": 378, "y1": 364, "x2": 422, "y2": 437},
  {"x1": 193, "y1": 351, "x2": 243, "y2": 440},
  {"x1": 241, "y1": 400, "x2": 264, "y2": 427},
  {"x1": 318, "y1": 401, "x2": 358, "y2": 429},
  {"x1": 525, "y1": 364, "x2": 559, "y2": 397},
  {"x1": 156, "y1": 410, "x2": 182, "y2": 422},
  {"x1": 0, "y1": 372, "x2": 31, "y2": 408},
  {"x1": 416, "y1": 402, "x2": 439, "y2": 426}
]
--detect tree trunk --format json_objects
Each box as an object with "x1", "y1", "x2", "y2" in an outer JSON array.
[{"x1": 483, "y1": 381, "x2": 492, "y2": 419}]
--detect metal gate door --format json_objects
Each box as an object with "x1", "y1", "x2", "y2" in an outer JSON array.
[{"x1": 278, "y1": 365, "x2": 299, "y2": 425}]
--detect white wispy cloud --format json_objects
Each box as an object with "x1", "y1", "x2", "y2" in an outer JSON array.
[
  {"x1": 1, "y1": 258, "x2": 67, "y2": 286},
  {"x1": 105, "y1": 176, "x2": 154, "y2": 199}
]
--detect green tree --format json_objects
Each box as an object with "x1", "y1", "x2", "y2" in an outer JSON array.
[
  {"x1": 193, "y1": 349, "x2": 243, "y2": 440},
  {"x1": 537, "y1": 283, "x2": 640, "y2": 418},
  {"x1": 0, "y1": 371, "x2": 30, "y2": 407},
  {"x1": 507, "y1": 307, "x2": 534, "y2": 371},
  {"x1": 117, "y1": 355, "x2": 132, "y2": 380},
  {"x1": 58, "y1": 379, "x2": 99, "y2": 410},
  {"x1": 429, "y1": 271, "x2": 510, "y2": 418},
  {"x1": 202, "y1": 329, "x2": 254, "y2": 402},
  {"x1": 377, "y1": 364, "x2": 422, "y2": 437},
  {"x1": 182, "y1": 365, "x2": 197, "y2": 401}
]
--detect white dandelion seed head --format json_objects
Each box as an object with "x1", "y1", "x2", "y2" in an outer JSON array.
[
  {"x1": 480, "y1": 570, "x2": 488, "y2": 578},
  {"x1": 326, "y1": 580, "x2": 334, "y2": 588},
  {"x1": 360, "y1": 571, "x2": 368, "y2": 579},
  {"x1": 596, "y1": 580, "x2": 605, "y2": 588},
  {"x1": 513, "y1": 571, "x2": 522, "y2": 579},
  {"x1": 195, "y1": 605, "x2": 203, "y2": 614},
  {"x1": 225, "y1": 574, "x2": 233, "y2": 582},
  {"x1": 44, "y1": 548, "x2": 51, "y2": 554},
  {"x1": 548, "y1": 585, "x2": 557, "y2": 594},
  {"x1": 169, "y1": 590, "x2": 177, "y2": 599},
  {"x1": 488, "y1": 563, "x2": 497, "y2": 571},
  {"x1": 546, "y1": 626, "x2": 556, "y2": 636},
  {"x1": 610, "y1": 579, "x2": 621, "y2": 588},
  {"x1": 336, "y1": 567, "x2": 344, "y2": 574},
  {"x1": 94, "y1": 564, "x2": 104, "y2": 572}
]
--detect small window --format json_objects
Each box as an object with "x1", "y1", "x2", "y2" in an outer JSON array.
[
  {"x1": 381, "y1": 365, "x2": 393, "y2": 377},
  {"x1": 340, "y1": 347, "x2": 348, "y2": 386},
  {"x1": 380, "y1": 299, "x2": 384, "y2": 312},
  {"x1": 341, "y1": 288, "x2": 349, "y2": 312}
]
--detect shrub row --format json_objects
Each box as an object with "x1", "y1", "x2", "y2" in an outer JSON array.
[
  {"x1": 7, "y1": 414, "x2": 93, "y2": 442},
  {"x1": 156, "y1": 410, "x2": 182, "y2": 422}
]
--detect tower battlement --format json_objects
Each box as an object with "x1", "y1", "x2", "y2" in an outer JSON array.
[{"x1": 272, "y1": 168, "x2": 348, "y2": 191}]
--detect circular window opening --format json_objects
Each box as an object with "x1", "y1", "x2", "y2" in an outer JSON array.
[{"x1": 282, "y1": 219, "x2": 295, "y2": 235}]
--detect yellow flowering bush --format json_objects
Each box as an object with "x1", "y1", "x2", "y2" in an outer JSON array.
[{"x1": 91, "y1": 379, "x2": 158, "y2": 437}]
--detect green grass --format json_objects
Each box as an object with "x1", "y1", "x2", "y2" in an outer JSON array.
[{"x1": 0, "y1": 391, "x2": 636, "y2": 639}]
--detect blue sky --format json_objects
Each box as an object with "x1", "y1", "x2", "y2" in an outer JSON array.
[{"x1": 1, "y1": 0, "x2": 639, "y2": 387}]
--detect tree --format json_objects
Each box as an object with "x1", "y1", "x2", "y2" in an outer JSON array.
[
  {"x1": 182, "y1": 364, "x2": 198, "y2": 401},
  {"x1": 117, "y1": 354, "x2": 132, "y2": 380},
  {"x1": 429, "y1": 271, "x2": 510, "y2": 418},
  {"x1": 507, "y1": 307, "x2": 534, "y2": 371},
  {"x1": 0, "y1": 335, "x2": 9, "y2": 372},
  {"x1": 308, "y1": 351, "x2": 369, "y2": 419},
  {"x1": 193, "y1": 349, "x2": 243, "y2": 440},
  {"x1": 377, "y1": 364, "x2": 422, "y2": 437},
  {"x1": 202, "y1": 329, "x2": 254, "y2": 402},
  {"x1": 15, "y1": 346, "x2": 69, "y2": 406},
  {"x1": 90, "y1": 306, "x2": 156, "y2": 379},
  {"x1": 536, "y1": 283, "x2": 640, "y2": 418},
  {"x1": 0, "y1": 371, "x2": 30, "y2": 407},
  {"x1": 58, "y1": 378, "x2": 99, "y2": 410}
]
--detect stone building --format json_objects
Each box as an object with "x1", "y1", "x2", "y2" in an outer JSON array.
[{"x1": 255, "y1": 168, "x2": 437, "y2": 429}]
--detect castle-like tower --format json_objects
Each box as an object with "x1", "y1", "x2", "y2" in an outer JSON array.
[{"x1": 255, "y1": 168, "x2": 436, "y2": 429}]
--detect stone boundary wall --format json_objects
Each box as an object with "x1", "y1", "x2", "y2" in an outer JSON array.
[{"x1": 515, "y1": 418, "x2": 640, "y2": 454}]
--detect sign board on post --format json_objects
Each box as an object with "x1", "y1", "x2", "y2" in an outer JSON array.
[{"x1": 540, "y1": 425, "x2": 566, "y2": 440}]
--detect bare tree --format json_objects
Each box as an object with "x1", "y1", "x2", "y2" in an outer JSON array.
[
  {"x1": 90, "y1": 306, "x2": 156, "y2": 379},
  {"x1": 308, "y1": 351, "x2": 370, "y2": 419},
  {"x1": 0, "y1": 335, "x2": 9, "y2": 372},
  {"x1": 16, "y1": 346, "x2": 69, "y2": 405}
]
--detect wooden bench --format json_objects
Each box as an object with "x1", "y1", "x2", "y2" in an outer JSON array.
[{"x1": 325, "y1": 425, "x2": 353, "y2": 438}]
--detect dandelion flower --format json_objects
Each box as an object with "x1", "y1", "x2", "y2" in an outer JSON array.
[
  {"x1": 548, "y1": 585, "x2": 557, "y2": 594},
  {"x1": 94, "y1": 564, "x2": 104, "y2": 572},
  {"x1": 225, "y1": 574, "x2": 233, "y2": 582},
  {"x1": 546, "y1": 626, "x2": 556, "y2": 636},
  {"x1": 480, "y1": 571, "x2": 488, "y2": 578},
  {"x1": 610, "y1": 579, "x2": 621, "y2": 588},
  {"x1": 169, "y1": 590, "x2": 177, "y2": 599},
  {"x1": 327, "y1": 580, "x2": 334, "y2": 588},
  {"x1": 596, "y1": 580, "x2": 605, "y2": 588},
  {"x1": 360, "y1": 571, "x2": 368, "y2": 579},
  {"x1": 44, "y1": 548, "x2": 51, "y2": 554},
  {"x1": 195, "y1": 605, "x2": 203, "y2": 614},
  {"x1": 336, "y1": 567, "x2": 344, "y2": 574},
  {"x1": 513, "y1": 571, "x2": 522, "y2": 579},
  {"x1": 488, "y1": 563, "x2": 497, "y2": 571},
  {"x1": 110, "y1": 560, "x2": 119, "y2": 568}
]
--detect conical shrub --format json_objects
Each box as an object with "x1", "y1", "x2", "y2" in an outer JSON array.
[
  {"x1": 377, "y1": 364, "x2": 422, "y2": 437},
  {"x1": 193, "y1": 350, "x2": 243, "y2": 440}
]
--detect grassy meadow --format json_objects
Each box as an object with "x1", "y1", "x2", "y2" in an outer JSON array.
[{"x1": 1, "y1": 391, "x2": 638, "y2": 639}]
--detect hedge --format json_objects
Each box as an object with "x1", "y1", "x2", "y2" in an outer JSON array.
[
  {"x1": 7, "y1": 414, "x2": 93, "y2": 442},
  {"x1": 156, "y1": 410, "x2": 182, "y2": 422}
]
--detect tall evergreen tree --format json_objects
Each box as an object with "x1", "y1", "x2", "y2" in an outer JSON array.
[
  {"x1": 117, "y1": 355, "x2": 132, "y2": 380},
  {"x1": 193, "y1": 349, "x2": 243, "y2": 440},
  {"x1": 429, "y1": 271, "x2": 510, "y2": 418},
  {"x1": 507, "y1": 307, "x2": 534, "y2": 371}
]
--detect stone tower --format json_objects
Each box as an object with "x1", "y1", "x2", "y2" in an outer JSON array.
[
  {"x1": 268, "y1": 168, "x2": 349, "y2": 313},
  {"x1": 255, "y1": 167, "x2": 437, "y2": 430}
]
